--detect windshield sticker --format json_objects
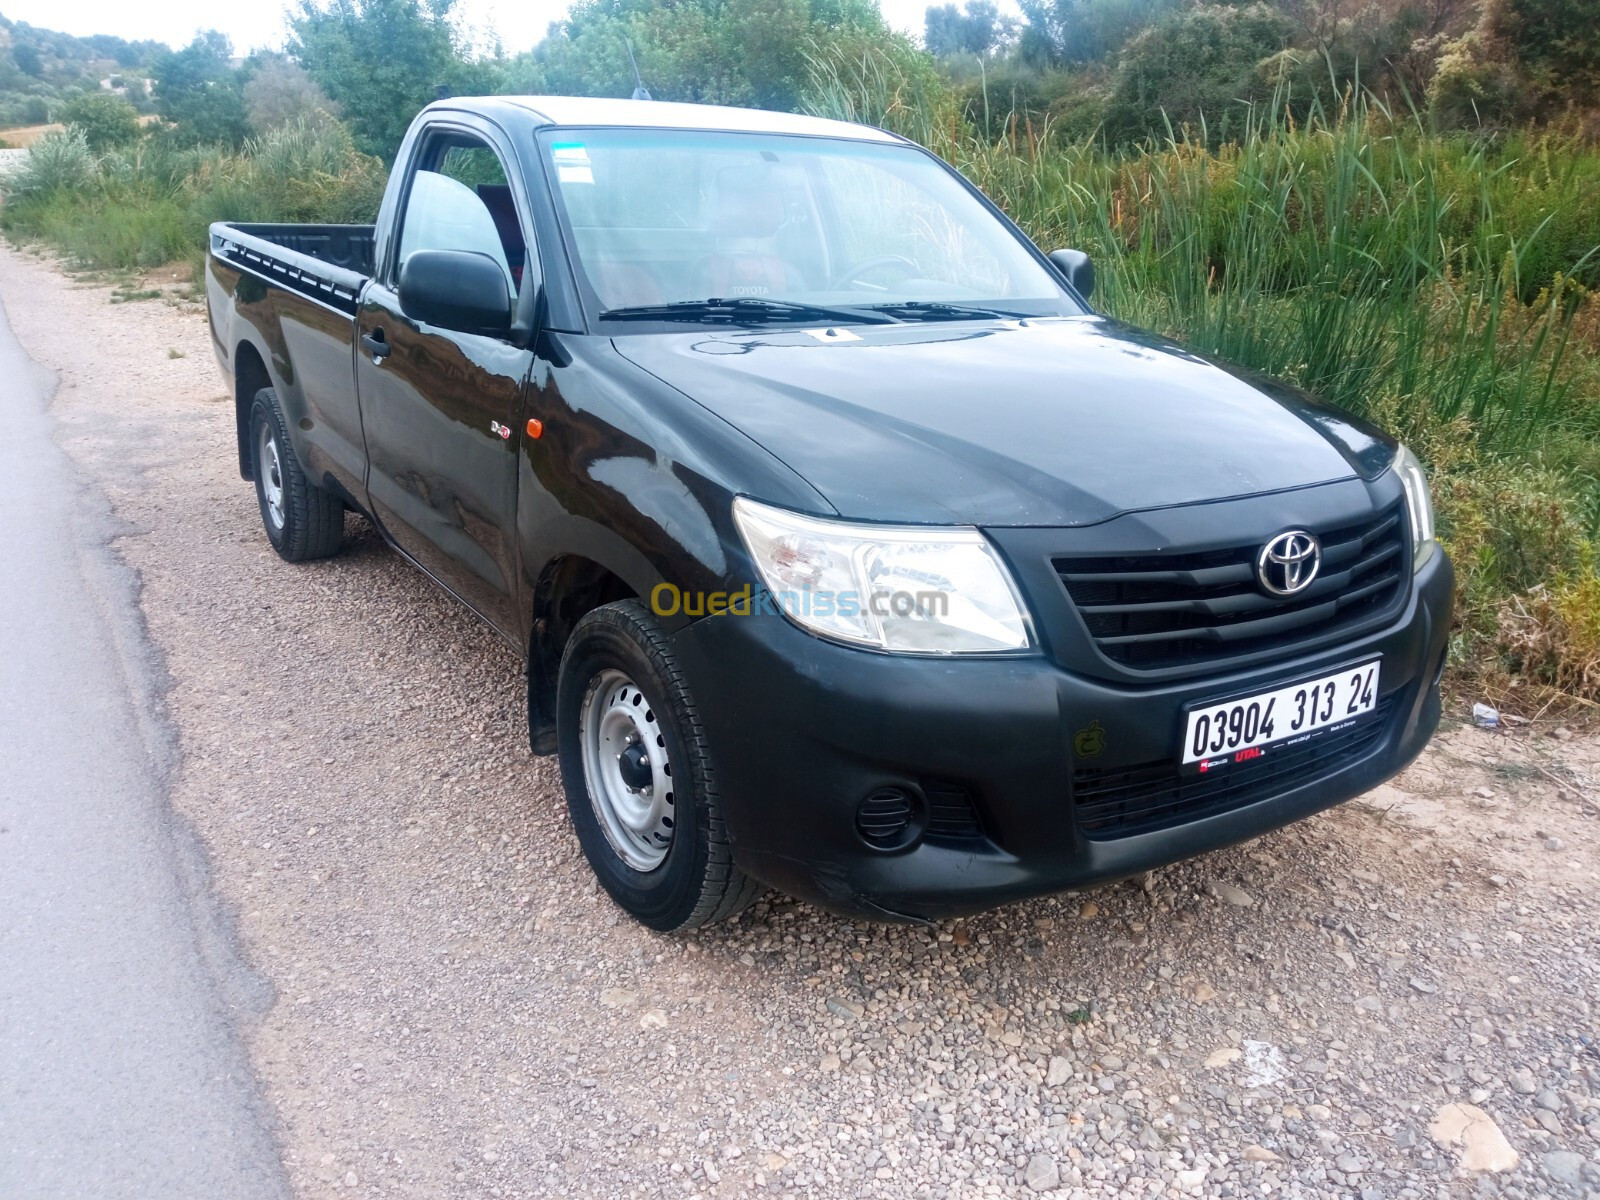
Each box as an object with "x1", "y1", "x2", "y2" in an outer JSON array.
[
  {"x1": 557, "y1": 165, "x2": 594, "y2": 184},
  {"x1": 551, "y1": 142, "x2": 591, "y2": 166}
]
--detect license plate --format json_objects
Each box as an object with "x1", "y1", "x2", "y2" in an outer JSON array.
[{"x1": 1181, "y1": 659, "x2": 1380, "y2": 774}]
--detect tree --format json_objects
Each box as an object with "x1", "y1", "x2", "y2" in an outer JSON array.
[
  {"x1": 536, "y1": 0, "x2": 891, "y2": 112},
  {"x1": 924, "y1": 1, "x2": 1008, "y2": 57},
  {"x1": 1427, "y1": 0, "x2": 1598, "y2": 127},
  {"x1": 83, "y1": 34, "x2": 164, "y2": 68},
  {"x1": 244, "y1": 54, "x2": 337, "y2": 132},
  {"x1": 60, "y1": 91, "x2": 141, "y2": 148},
  {"x1": 1485, "y1": 0, "x2": 1600, "y2": 112},
  {"x1": 13, "y1": 43, "x2": 44, "y2": 78},
  {"x1": 289, "y1": 0, "x2": 492, "y2": 159},
  {"x1": 1017, "y1": 0, "x2": 1186, "y2": 66},
  {"x1": 152, "y1": 32, "x2": 251, "y2": 145}
]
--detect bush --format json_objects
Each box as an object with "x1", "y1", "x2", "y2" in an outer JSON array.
[
  {"x1": 244, "y1": 55, "x2": 336, "y2": 133},
  {"x1": 9, "y1": 128, "x2": 97, "y2": 196},
  {"x1": 1100, "y1": 4, "x2": 1295, "y2": 145},
  {"x1": 60, "y1": 91, "x2": 141, "y2": 149},
  {"x1": 0, "y1": 114, "x2": 386, "y2": 279},
  {"x1": 1495, "y1": 556, "x2": 1600, "y2": 696},
  {"x1": 1427, "y1": 430, "x2": 1590, "y2": 624},
  {"x1": 232, "y1": 117, "x2": 387, "y2": 223},
  {"x1": 955, "y1": 63, "x2": 1081, "y2": 140},
  {"x1": 1428, "y1": 32, "x2": 1521, "y2": 129},
  {"x1": 801, "y1": 37, "x2": 958, "y2": 147}
]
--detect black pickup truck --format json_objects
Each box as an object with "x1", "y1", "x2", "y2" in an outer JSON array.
[{"x1": 207, "y1": 95, "x2": 1453, "y2": 930}]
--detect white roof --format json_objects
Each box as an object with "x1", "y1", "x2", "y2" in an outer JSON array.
[{"x1": 451, "y1": 95, "x2": 900, "y2": 143}]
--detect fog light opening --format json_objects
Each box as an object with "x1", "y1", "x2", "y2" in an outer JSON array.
[{"x1": 855, "y1": 787, "x2": 924, "y2": 852}]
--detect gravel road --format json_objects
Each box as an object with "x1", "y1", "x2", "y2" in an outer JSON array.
[{"x1": 1, "y1": 242, "x2": 1597, "y2": 1200}]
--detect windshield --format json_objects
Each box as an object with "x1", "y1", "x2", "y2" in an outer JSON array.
[{"x1": 538, "y1": 128, "x2": 1079, "y2": 326}]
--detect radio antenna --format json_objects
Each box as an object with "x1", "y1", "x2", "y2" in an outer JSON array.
[{"x1": 624, "y1": 37, "x2": 652, "y2": 101}]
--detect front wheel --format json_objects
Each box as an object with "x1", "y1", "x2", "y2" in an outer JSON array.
[
  {"x1": 249, "y1": 387, "x2": 344, "y2": 562},
  {"x1": 557, "y1": 600, "x2": 759, "y2": 931}
]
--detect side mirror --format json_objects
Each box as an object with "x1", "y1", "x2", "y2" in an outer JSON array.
[
  {"x1": 399, "y1": 248, "x2": 514, "y2": 338},
  {"x1": 1049, "y1": 248, "x2": 1096, "y2": 300}
]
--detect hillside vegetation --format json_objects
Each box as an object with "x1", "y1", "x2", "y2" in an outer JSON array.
[
  {"x1": 1, "y1": 0, "x2": 1596, "y2": 700},
  {"x1": 0, "y1": 13, "x2": 162, "y2": 129}
]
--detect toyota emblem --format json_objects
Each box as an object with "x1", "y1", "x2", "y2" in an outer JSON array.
[{"x1": 1256, "y1": 530, "x2": 1321, "y2": 597}]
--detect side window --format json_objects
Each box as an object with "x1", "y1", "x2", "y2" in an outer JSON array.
[{"x1": 395, "y1": 136, "x2": 530, "y2": 298}]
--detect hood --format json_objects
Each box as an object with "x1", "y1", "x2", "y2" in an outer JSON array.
[{"x1": 612, "y1": 316, "x2": 1395, "y2": 527}]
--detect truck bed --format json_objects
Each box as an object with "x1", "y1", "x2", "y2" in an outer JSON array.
[{"x1": 209, "y1": 222, "x2": 376, "y2": 315}]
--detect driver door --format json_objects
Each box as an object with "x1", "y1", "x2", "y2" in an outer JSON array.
[{"x1": 355, "y1": 123, "x2": 536, "y2": 641}]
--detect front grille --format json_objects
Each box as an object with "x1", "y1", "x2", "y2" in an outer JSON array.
[
  {"x1": 1072, "y1": 696, "x2": 1395, "y2": 836},
  {"x1": 1054, "y1": 505, "x2": 1408, "y2": 673}
]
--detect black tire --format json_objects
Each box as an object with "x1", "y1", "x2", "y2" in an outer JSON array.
[
  {"x1": 249, "y1": 387, "x2": 344, "y2": 562},
  {"x1": 557, "y1": 600, "x2": 760, "y2": 931}
]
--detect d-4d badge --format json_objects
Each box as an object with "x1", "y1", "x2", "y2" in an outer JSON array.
[{"x1": 1072, "y1": 720, "x2": 1106, "y2": 758}]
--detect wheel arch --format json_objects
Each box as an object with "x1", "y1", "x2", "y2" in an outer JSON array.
[
  {"x1": 234, "y1": 340, "x2": 273, "y2": 481},
  {"x1": 526, "y1": 555, "x2": 640, "y2": 754}
]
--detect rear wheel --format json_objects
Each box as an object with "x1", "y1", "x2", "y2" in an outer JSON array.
[
  {"x1": 557, "y1": 600, "x2": 759, "y2": 931},
  {"x1": 249, "y1": 387, "x2": 344, "y2": 562}
]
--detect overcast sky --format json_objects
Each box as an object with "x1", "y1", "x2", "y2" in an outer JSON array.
[{"x1": 0, "y1": 0, "x2": 1015, "y2": 56}]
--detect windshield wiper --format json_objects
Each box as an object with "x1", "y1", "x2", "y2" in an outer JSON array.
[
  {"x1": 865, "y1": 301, "x2": 1033, "y2": 321},
  {"x1": 599, "y1": 297, "x2": 896, "y2": 326}
]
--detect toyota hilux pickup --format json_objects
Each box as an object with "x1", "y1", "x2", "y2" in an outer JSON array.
[{"x1": 206, "y1": 96, "x2": 1453, "y2": 930}]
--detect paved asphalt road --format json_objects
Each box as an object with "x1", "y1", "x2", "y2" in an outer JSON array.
[{"x1": 0, "y1": 295, "x2": 289, "y2": 1198}]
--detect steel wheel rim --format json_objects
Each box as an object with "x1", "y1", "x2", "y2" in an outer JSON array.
[
  {"x1": 579, "y1": 668, "x2": 675, "y2": 872},
  {"x1": 258, "y1": 423, "x2": 285, "y2": 530}
]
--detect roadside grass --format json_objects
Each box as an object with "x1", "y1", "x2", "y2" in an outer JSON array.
[
  {"x1": 0, "y1": 119, "x2": 386, "y2": 285},
  {"x1": 108, "y1": 285, "x2": 164, "y2": 303}
]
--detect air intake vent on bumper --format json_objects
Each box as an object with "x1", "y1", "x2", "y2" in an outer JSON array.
[{"x1": 856, "y1": 789, "x2": 918, "y2": 849}]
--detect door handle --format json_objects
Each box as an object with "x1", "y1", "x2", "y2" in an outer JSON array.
[{"x1": 361, "y1": 329, "x2": 388, "y2": 362}]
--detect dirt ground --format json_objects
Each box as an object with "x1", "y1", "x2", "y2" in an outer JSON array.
[
  {"x1": 0, "y1": 113, "x2": 158, "y2": 148},
  {"x1": 0, "y1": 122, "x2": 64, "y2": 148},
  {"x1": 2, "y1": 242, "x2": 1597, "y2": 1200}
]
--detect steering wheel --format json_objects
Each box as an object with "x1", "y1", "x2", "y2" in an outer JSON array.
[{"x1": 827, "y1": 253, "x2": 921, "y2": 291}]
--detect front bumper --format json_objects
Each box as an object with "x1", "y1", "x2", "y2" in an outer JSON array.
[{"x1": 671, "y1": 544, "x2": 1453, "y2": 922}]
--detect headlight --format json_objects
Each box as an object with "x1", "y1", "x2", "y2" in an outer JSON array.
[
  {"x1": 731, "y1": 497, "x2": 1034, "y2": 654},
  {"x1": 1393, "y1": 444, "x2": 1436, "y2": 570}
]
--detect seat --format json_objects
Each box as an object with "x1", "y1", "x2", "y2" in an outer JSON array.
[{"x1": 700, "y1": 167, "x2": 801, "y2": 299}]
